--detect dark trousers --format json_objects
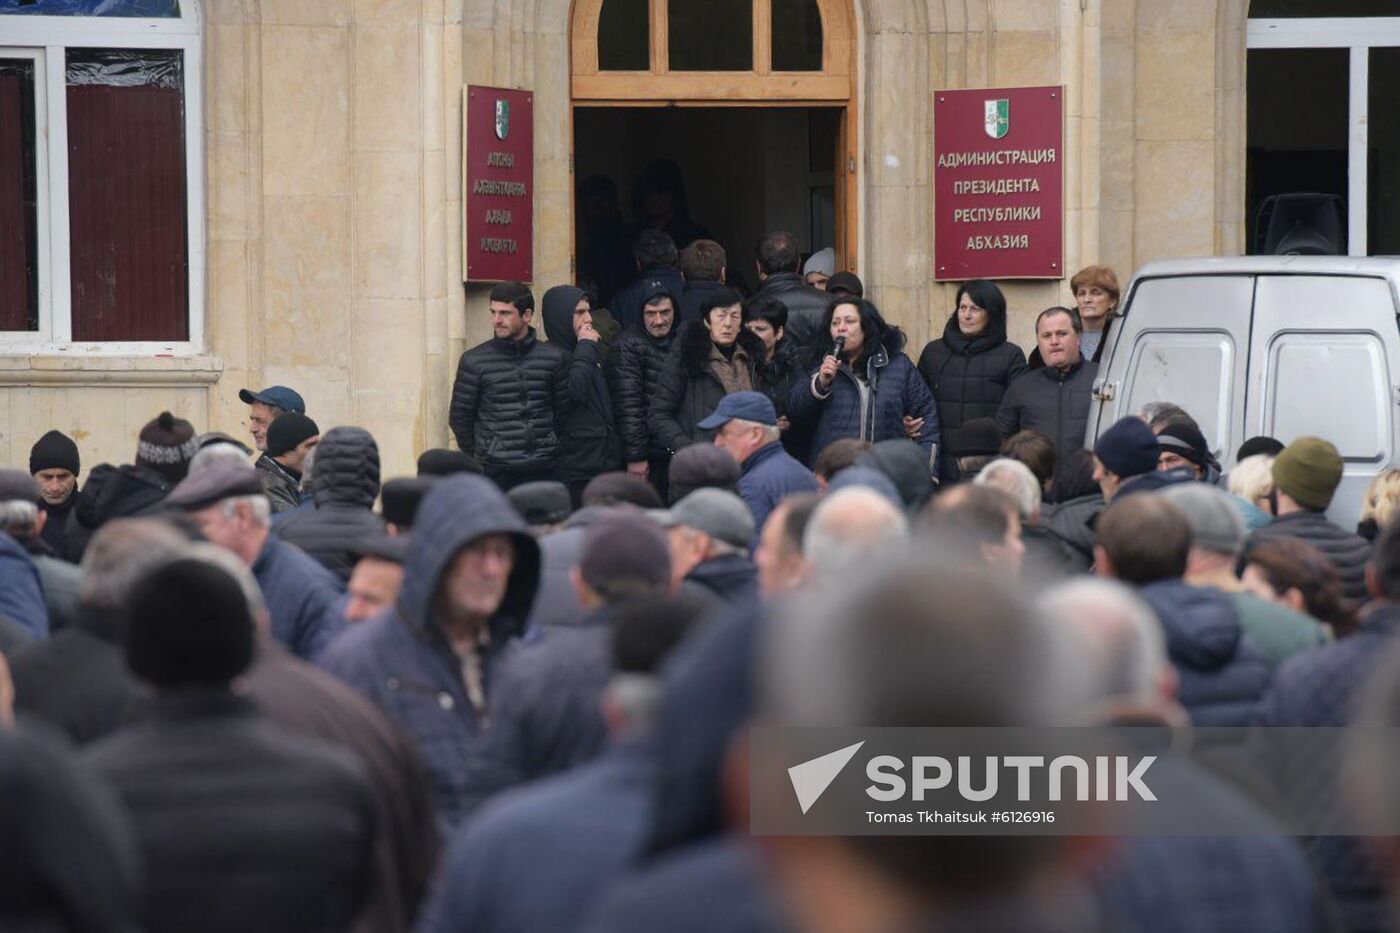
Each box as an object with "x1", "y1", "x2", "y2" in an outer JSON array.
[{"x1": 484, "y1": 465, "x2": 559, "y2": 492}]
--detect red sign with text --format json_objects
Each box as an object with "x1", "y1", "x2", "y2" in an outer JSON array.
[
  {"x1": 934, "y1": 85, "x2": 1063, "y2": 280},
  {"x1": 464, "y1": 86, "x2": 533, "y2": 283}
]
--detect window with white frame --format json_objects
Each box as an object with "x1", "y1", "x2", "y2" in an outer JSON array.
[
  {"x1": 1247, "y1": 2, "x2": 1400, "y2": 256},
  {"x1": 0, "y1": 0, "x2": 202, "y2": 353}
]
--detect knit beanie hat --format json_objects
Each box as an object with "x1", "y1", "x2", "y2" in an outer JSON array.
[
  {"x1": 1156, "y1": 420, "x2": 1218, "y2": 471},
  {"x1": 1160, "y1": 483, "x2": 1247, "y2": 556},
  {"x1": 265, "y1": 412, "x2": 320, "y2": 458},
  {"x1": 29, "y1": 430, "x2": 80, "y2": 477},
  {"x1": 1272, "y1": 437, "x2": 1343, "y2": 511},
  {"x1": 136, "y1": 412, "x2": 199, "y2": 484},
  {"x1": 1093, "y1": 417, "x2": 1160, "y2": 478},
  {"x1": 125, "y1": 558, "x2": 254, "y2": 689}
]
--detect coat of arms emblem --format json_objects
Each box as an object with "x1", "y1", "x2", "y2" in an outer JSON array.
[
  {"x1": 495, "y1": 99, "x2": 510, "y2": 140},
  {"x1": 984, "y1": 99, "x2": 1009, "y2": 139}
]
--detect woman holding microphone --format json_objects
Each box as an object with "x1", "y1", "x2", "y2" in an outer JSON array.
[{"x1": 789, "y1": 296, "x2": 940, "y2": 471}]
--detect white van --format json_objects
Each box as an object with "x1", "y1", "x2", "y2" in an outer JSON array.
[{"x1": 1087, "y1": 256, "x2": 1400, "y2": 526}]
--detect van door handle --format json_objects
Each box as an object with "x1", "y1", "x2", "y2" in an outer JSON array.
[{"x1": 1092, "y1": 379, "x2": 1118, "y2": 401}]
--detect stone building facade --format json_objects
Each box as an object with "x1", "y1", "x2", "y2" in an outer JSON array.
[{"x1": 0, "y1": 0, "x2": 1328, "y2": 474}]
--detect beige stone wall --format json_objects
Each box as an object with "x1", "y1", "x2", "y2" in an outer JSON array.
[{"x1": 0, "y1": 0, "x2": 1256, "y2": 476}]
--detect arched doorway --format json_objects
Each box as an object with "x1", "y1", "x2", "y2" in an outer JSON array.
[
  {"x1": 1246, "y1": 0, "x2": 1400, "y2": 255},
  {"x1": 570, "y1": 0, "x2": 857, "y2": 305}
]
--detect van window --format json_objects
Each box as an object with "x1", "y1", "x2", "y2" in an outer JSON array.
[
  {"x1": 1122, "y1": 330, "x2": 1235, "y2": 459},
  {"x1": 1264, "y1": 332, "x2": 1389, "y2": 462}
]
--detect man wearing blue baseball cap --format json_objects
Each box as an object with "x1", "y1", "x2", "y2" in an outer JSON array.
[
  {"x1": 238, "y1": 385, "x2": 307, "y2": 453},
  {"x1": 699, "y1": 391, "x2": 818, "y2": 533}
]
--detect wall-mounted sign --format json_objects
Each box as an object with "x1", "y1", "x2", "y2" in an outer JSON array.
[
  {"x1": 934, "y1": 85, "x2": 1064, "y2": 280},
  {"x1": 464, "y1": 85, "x2": 533, "y2": 283}
]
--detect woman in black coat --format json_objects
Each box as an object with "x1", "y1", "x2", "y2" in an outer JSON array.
[
  {"x1": 917, "y1": 280, "x2": 1027, "y2": 482},
  {"x1": 648, "y1": 287, "x2": 767, "y2": 455}
]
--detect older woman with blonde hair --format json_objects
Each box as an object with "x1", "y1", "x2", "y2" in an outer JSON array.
[
  {"x1": 1358, "y1": 469, "x2": 1400, "y2": 541},
  {"x1": 1227, "y1": 453, "x2": 1276, "y2": 532}
]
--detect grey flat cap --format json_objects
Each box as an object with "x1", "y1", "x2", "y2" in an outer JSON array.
[{"x1": 652, "y1": 487, "x2": 755, "y2": 550}]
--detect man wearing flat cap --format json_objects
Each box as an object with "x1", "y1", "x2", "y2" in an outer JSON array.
[
  {"x1": 654, "y1": 487, "x2": 759, "y2": 606},
  {"x1": 703, "y1": 391, "x2": 817, "y2": 533},
  {"x1": 344, "y1": 535, "x2": 408, "y2": 625},
  {"x1": 166, "y1": 463, "x2": 343, "y2": 659}
]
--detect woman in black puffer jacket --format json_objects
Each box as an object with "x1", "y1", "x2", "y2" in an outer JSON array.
[{"x1": 917, "y1": 280, "x2": 1027, "y2": 482}]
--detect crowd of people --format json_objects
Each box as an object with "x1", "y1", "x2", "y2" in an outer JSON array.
[{"x1": 5, "y1": 229, "x2": 1400, "y2": 931}]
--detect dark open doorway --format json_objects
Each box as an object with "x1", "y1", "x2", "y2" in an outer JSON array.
[{"x1": 573, "y1": 105, "x2": 843, "y2": 307}]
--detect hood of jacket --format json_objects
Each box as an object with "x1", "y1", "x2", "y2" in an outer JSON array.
[
  {"x1": 677, "y1": 319, "x2": 767, "y2": 378},
  {"x1": 855, "y1": 439, "x2": 934, "y2": 512},
  {"x1": 1139, "y1": 579, "x2": 1244, "y2": 672},
  {"x1": 77, "y1": 462, "x2": 171, "y2": 527},
  {"x1": 541, "y1": 284, "x2": 589, "y2": 352},
  {"x1": 397, "y1": 474, "x2": 541, "y2": 643},
  {"x1": 310, "y1": 426, "x2": 380, "y2": 508},
  {"x1": 939, "y1": 303, "x2": 1009, "y2": 355}
]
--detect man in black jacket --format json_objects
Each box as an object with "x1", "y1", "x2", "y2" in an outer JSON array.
[
  {"x1": 85, "y1": 556, "x2": 376, "y2": 933},
  {"x1": 29, "y1": 429, "x2": 84, "y2": 559},
  {"x1": 450, "y1": 281, "x2": 571, "y2": 491},
  {"x1": 996, "y1": 306, "x2": 1098, "y2": 500},
  {"x1": 1245, "y1": 436, "x2": 1372, "y2": 605},
  {"x1": 540, "y1": 285, "x2": 623, "y2": 504},
  {"x1": 609, "y1": 283, "x2": 679, "y2": 496},
  {"x1": 749, "y1": 231, "x2": 830, "y2": 348},
  {"x1": 609, "y1": 230, "x2": 685, "y2": 333}
]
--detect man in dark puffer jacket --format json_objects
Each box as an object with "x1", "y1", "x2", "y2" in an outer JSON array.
[
  {"x1": 540, "y1": 285, "x2": 623, "y2": 504},
  {"x1": 648, "y1": 288, "x2": 767, "y2": 456},
  {"x1": 608, "y1": 283, "x2": 679, "y2": 497},
  {"x1": 274, "y1": 426, "x2": 384, "y2": 586},
  {"x1": 449, "y1": 281, "x2": 570, "y2": 491},
  {"x1": 1245, "y1": 436, "x2": 1372, "y2": 606}
]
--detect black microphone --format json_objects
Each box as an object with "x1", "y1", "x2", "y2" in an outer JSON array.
[{"x1": 832, "y1": 335, "x2": 846, "y2": 360}]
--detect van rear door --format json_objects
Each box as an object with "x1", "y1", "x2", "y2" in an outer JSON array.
[
  {"x1": 1246, "y1": 274, "x2": 1400, "y2": 525},
  {"x1": 1089, "y1": 274, "x2": 1254, "y2": 466}
]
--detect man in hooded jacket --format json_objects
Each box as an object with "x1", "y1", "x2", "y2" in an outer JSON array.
[
  {"x1": 608, "y1": 282, "x2": 680, "y2": 497},
  {"x1": 318, "y1": 474, "x2": 541, "y2": 829},
  {"x1": 274, "y1": 426, "x2": 385, "y2": 586},
  {"x1": 540, "y1": 286, "x2": 624, "y2": 504}
]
